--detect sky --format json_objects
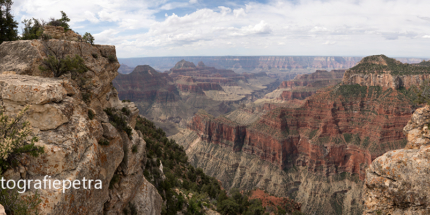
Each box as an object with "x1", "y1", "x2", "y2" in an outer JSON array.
[{"x1": 10, "y1": 0, "x2": 430, "y2": 58}]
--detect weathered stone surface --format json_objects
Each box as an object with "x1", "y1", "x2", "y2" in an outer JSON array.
[
  {"x1": 0, "y1": 40, "x2": 161, "y2": 215},
  {"x1": 0, "y1": 74, "x2": 67, "y2": 104},
  {"x1": 403, "y1": 105, "x2": 430, "y2": 149},
  {"x1": 43, "y1": 26, "x2": 80, "y2": 41},
  {"x1": 130, "y1": 177, "x2": 163, "y2": 215},
  {"x1": 363, "y1": 105, "x2": 430, "y2": 214}
]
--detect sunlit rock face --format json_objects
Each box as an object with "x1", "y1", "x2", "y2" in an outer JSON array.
[
  {"x1": 363, "y1": 105, "x2": 430, "y2": 215},
  {"x1": 0, "y1": 40, "x2": 162, "y2": 215}
]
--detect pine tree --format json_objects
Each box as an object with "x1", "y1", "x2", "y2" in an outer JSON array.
[{"x1": 0, "y1": 0, "x2": 18, "y2": 44}]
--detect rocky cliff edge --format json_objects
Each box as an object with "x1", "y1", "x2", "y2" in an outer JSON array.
[
  {"x1": 363, "y1": 105, "x2": 430, "y2": 214},
  {"x1": 0, "y1": 39, "x2": 162, "y2": 214}
]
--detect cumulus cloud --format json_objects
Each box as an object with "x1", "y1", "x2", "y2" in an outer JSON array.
[{"x1": 12, "y1": 0, "x2": 430, "y2": 58}]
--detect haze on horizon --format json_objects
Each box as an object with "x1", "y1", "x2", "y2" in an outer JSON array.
[{"x1": 12, "y1": 0, "x2": 430, "y2": 58}]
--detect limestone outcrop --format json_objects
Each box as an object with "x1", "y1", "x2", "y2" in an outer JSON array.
[
  {"x1": 43, "y1": 26, "x2": 80, "y2": 41},
  {"x1": 342, "y1": 55, "x2": 430, "y2": 89},
  {"x1": 363, "y1": 105, "x2": 430, "y2": 214},
  {"x1": 263, "y1": 69, "x2": 344, "y2": 101},
  {"x1": 0, "y1": 40, "x2": 162, "y2": 214}
]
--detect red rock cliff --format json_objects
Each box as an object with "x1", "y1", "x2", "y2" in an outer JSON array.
[{"x1": 189, "y1": 84, "x2": 414, "y2": 180}]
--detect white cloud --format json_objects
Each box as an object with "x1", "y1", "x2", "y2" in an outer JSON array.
[
  {"x1": 233, "y1": 8, "x2": 246, "y2": 18},
  {"x1": 84, "y1": 11, "x2": 99, "y2": 23},
  {"x1": 12, "y1": 0, "x2": 430, "y2": 58}
]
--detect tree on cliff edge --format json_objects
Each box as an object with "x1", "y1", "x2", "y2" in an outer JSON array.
[{"x1": 0, "y1": 0, "x2": 18, "y2": 44}]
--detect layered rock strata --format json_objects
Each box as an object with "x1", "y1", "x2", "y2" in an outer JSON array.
[
  {"x1": 113, "y1": 60, "x2": 279, "y2": 135},
  {"x1": 264, "y1": 70, "x2": 345, "y2": 101},
  {"x1": 343, "y1": 55, "x2": 430, "y2": 89},
  {"x1": 0, "y1": 40, "x2": 162, "y2": 214},
  {"x1": 173, "y1": 55, "x2": 422, "y2": 214}
]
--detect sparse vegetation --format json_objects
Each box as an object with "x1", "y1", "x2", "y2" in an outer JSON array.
[
  {"x1": 134, "y1": 116, "x2": 293, "y2": 215},
  {"x1": 109, "y1": 174, "x2": 120, "y2": 189},
  {"x1": 98, "y1": 138, "x2": 109, "y2": 146},
  {"x1": 0, "y1": 105, "x2": 44, "y2": 214},
  {"x1": 88, "y1": 109, "x2": 95, "y2": 120},
  {"x1": 411, "y1": 79, "x2": 430, "y2": 105},
  {"x1": 47, "y1": 11, "x2": 71, "y2": 32},
  {"x1": 20, "y1": 18, "x2": 44, "y2": 40},
  {"x1": 108, "y1": 55, "x2": 117, "y2": 63},
  {"x1": 104, "y1": 108, "x2": 133, "y2": 139},
  {"x1": 83, "y1": 32, "x2": 94, "y2": 45},
  {"x1": 0, "y1": 105, "x2": 44, "y2": 171},
  {"x1": 38, "y1": 40, "x2": 88, "y2": 77},
  {"x1": 349, "y1": 55, "x2": 430, "y2": 75}
]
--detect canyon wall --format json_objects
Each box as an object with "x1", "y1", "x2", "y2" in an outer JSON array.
[
  {"x1": 0, "y1": 40, "x2": 162, "y2": 214},
  {"x1": 118, "y1": 56, "x2": 363, "y2": 71},
  {"x1": 173, "y1": 55, "x2": 423, "y2": 214},
  {"x1": 113, "y1": 60, "x2": 279, "y2": 136},
  {"x1": 262, "y1": 69, "x2": 345, "y2": 102}
]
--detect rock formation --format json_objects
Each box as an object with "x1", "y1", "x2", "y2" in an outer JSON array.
[
  {"x1": 43, "y1": 25, "x2": 80, "y2": 41},
  {"x1": 118, "y1": 56, "x2": 364, "y2": 72},
  {"x1": 0, "y1": 39, "x2": 162, "y2": 214},
  {"x1": 118, "y1": 64, "x2": 135, "y2": 74},
  {"x1": 363, "y1": 105, "x2": 430, "y2": 214},
  {"x1": 263, "y1": 69, "x2": 345, "y2": 101},
  {"x1": 343, "y1": 55, "x2": 430, "y2": 89},
  {"x1": 173, "y1": 55, "x2": 424, "y2": 214},
  {"x1": 113, "y1": 60, "x2": 279, "y2": 136}
]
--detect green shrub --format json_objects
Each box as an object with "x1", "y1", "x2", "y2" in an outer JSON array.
[
  {"x1": 98, "y1": 139, "x2": 109, "y2": 146},
  {"x1": 20, "y1": 18, "x2": 44, "y2": 40},
  {"x1": 343, "y1": 133, "x2": 352, "y2": 143},
  {"x1": 122, "y1": 100, "x2": 131, "y2": 103},
  {"x1": 41, "y1": 33, "x2": 52, "y2": 41},
  {"x1": 411, "y1": 79, "x2": 430, "y2": 105},
  {"x1": 83, "y1": 32, "x2": 94, "y2": 45},
  {"x1": 0, "y1": 105, "x2": 44, "y2": 170},
  {"x1": 91, "y1": 53, "x2": 98, "y2": 58},
  {"x1": 109, "y1": 174, "x2": 120, "y2": 189},
  {"x1": 48, "y1": 11, "x2": 71, "y2": 32},
  {"x1": 88, "y1": 109, "x2": 95, "y2": 120},
  {"x1": 121, "y1": 107, "x2": 131, "y2": 116},
  {"x1": 108, "y1": 55, "x2": 117, "y2": 63},
  {"x1": 0, "y1": 105, "x2": 44, "y2": 214},
  {"x1": 0, "y1": 189, "x2": 42, "y2": 215},
  {"x1": 38, "y1": 45, "x2": 88, "y2": 77},
  {"x1": 104, "y1": 108, "x2": 133, "y2": 139},
  {"x1": 132, "y1": 144, "x2": 138, "y2": 153}
]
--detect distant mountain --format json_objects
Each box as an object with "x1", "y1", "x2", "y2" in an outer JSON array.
[{"x1": 113, "y1": 60, "x2": 279, "y2": 135}]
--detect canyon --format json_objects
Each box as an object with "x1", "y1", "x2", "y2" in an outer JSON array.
[
  {"x1": 172, "y1": 55, "x2": 425, "y2": 214},
  {"x1": 113, "y1": 60, "x2": 279, "y2": 135},
  {"x1": 261, "y1": 69, "x2": 345, "y2": 102}
]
